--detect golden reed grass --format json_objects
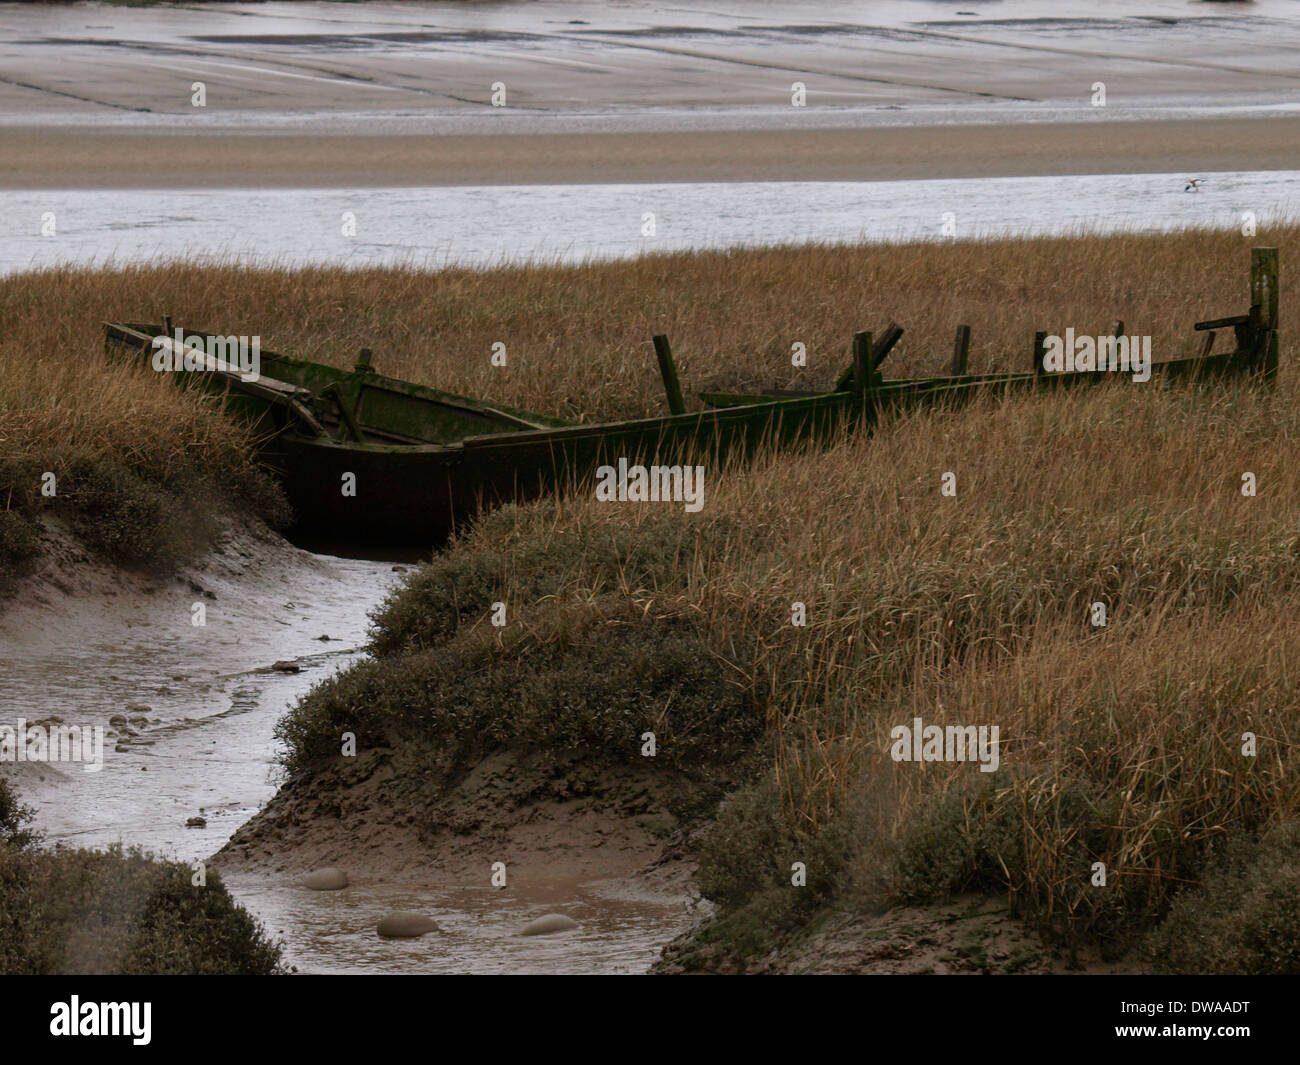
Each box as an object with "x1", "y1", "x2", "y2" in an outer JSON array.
[{"x1": 3, "y1": 224, "x2": 1296, "y2": 457}]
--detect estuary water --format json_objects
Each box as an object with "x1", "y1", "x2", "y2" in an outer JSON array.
[{"x1": 4, "y1": 169, "x2": 1298, "y2": 276}]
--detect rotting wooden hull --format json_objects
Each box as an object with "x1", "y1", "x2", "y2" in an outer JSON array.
[
  {"x1": 103, "y1": 321, "x2": 571, "y2": 444},
  {"x1": 103, "y1": 257, "x2": 1279, "y2": 546},
  {"x1": 258, "y1": 366, "x2": 1190, "y2": 544}
]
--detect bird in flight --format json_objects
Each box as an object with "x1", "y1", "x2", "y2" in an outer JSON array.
[{"x1": 1185, "y1": 178, "x2": 1206, "y2": 192}]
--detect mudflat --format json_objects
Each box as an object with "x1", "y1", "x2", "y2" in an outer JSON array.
[{"x1": 6, "y1": 116, "x2": 1300, "y2": 189}]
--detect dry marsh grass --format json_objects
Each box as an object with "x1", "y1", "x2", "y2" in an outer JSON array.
[{"x1": 3, "y1": 224, "x2": 1295, "y2": 440}]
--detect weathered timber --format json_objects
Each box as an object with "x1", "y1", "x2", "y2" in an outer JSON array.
[
  {"x1": 952, "y1": 325, "x2": 971, "y2": 376},
  {"x1": 653, "y1": 334, "x2": 687, "y2": 416}
]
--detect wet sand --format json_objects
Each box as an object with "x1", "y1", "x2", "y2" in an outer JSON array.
[
  {"x1": 6, "y1": 116, "x2": 1300, "y2": 189},
  {"x1": 3, "y1": 0, "x2": 1299, "y2": 188},
  {"x1": 4, "y1": 0, "x2": 1300, "y2": 122}
]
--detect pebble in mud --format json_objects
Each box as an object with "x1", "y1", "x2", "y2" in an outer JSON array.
[
  {"x1": 299, "y1": 867, "x2": 349, "y2": 891},
  {"x1": 377, "y1": 912, "x2": 439, "y2": 938},
  {"x1": 271, "y1": 660, "x2": 301, "y2": 673},
  {"x1": 520, "y1": 914, "x2": 580, "y2": 936}
]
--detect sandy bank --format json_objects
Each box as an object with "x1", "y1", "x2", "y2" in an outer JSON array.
[
  {"x1": 6, "y1": 116, "x2": 1300, "y2": 189},
  {"x1": 214, "y1": 743, "x2": 708, "y2": 891}
]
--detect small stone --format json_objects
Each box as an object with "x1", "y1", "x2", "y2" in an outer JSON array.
[
  {"x1": 377, "y1": 912, "x2": 438, "y2": 938},
  {"x1": 109, "y1": 714, "x2": 128, "y2": 728},
  {"x1": 317, "y1": 634, "x2": 331, "y2": 641},
  {"x1": 520, "y1": 914, "x2": 580, "y2": 936},
  {"x1": 272, "y1": 660, "x2": 300, "y2": 673},
  {"x1": 125, "y1": 703, "x2": 152, "y2": 713},
  {"x1": 186, "y1": 816, "x2": 207, "y2": 828},
  {"x1": 299, "y1": 867, "x2": 349, "y2": 891}
]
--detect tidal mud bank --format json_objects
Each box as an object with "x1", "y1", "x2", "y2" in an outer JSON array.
[{"x1": 214, "y1": 745, "x2": 712, "y2": 973}]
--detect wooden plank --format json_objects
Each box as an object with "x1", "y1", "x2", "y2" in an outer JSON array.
[
  {"x1": 1252, "y1": 246, "x2": 1280, "y2": 381},
  {"x1": 852, "y1": 331, "x2": 873, "y2": 395},
  {"x1": 834, "y1": 322, "x2": 902, "y2": 389},
  {"x1": 1033, "y1": 331, "x2": 1048, "y2": 376},
  {"x1": 871, "y1": 322, "x2": 904, "y2": 368},
  {"x1": 1195, "y1": 313, "x2": 1250, "y2": 331},
  {"x1": 652, "y1": 334, "x2": 687, "y2": 416},
  {"x1": 951, "y1": 325, "x2": 971, "y2": 376},
  {"x1": 1252, "y1": 246, "x2": 1279, "y2": 330}
]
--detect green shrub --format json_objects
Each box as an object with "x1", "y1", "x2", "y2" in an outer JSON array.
[
  {"x1": 0, "y1": 509, "x2": 40, "y2": 565},
  {"x1": 119, "y1": 861, "x2": 287, "y2": 975},
  {"x1": 0, "y1": 447, "x2": 285, "y2": 589},
  {"x1": 279, "y1": 599, "x2": 762, "y2": 777},
  {"x1": 369, "y1": 509, "x2": 735, "y2": 657},
  {"x1": 1149, "y1": 823, "x2": 1300, "y2": 974},
  {"x1": 59, "y1": 455, "x2": 194, "y2": 566},
  {"x1": 0, "y1": 778, "x2": 37, "y2": 851},
  {"x1": 0, "y1": 454, "x2": 46, "y2": 586},
  {"x1": 0, "y1": 840, "x2": 286, "y2": 975}
]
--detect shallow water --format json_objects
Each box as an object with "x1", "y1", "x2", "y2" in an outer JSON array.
[
  {"x1": 6, "y1": 168, "x2": 1298, "y2": 275},
  {"x1": 0, "y1": 545, "x2": 393, "y2": 861},
  {"x1": 226, "y1": 874, "x2": 700, "y2": 975}
]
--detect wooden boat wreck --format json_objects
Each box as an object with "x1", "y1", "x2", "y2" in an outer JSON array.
[{"x1": 103, "y1": 248, "x2": 1279, "y2": 547}]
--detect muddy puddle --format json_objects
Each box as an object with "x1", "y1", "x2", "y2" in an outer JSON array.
[
  {"x1": 226, "y1": 874, "x2": 699, "y2": 975},
  {"x1": 0, "y1": 526, "x2": 691, "y2": 973}
]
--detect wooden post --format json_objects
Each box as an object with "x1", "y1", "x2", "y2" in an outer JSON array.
[
  {"x1": 1252, "y1": 247, "x2": 1278, "y2": 330},
  {"x1": 852, "y1": 331, "x2": 873, "y2": 394},
  {"x1": 834, "y1": 322, "x2": 901, "y2": 390},
  {"x1": 1251, "y1": 246, "x2": 1279, "y2": 379},
  {"x1": 652, "y1": 334, "x2": 686, "y2": 415},
  {"x1": 951, "y1": 325, "x2": 971, "y2": 376},
  {"x1": 1033, "y1": 330, "x2": 1048, "y2": 376},
  {"x1": 1105, "y1": 321, "x2": 1125, "y2": 375},
  {"x1": 162, "y1": 314, "x2": 173, "y2": 339},
  {"x1": 871, "y1": 322, "x2": 903, "y2": 369},
  {"x1": 355, "y1": 347, "x2": 375, "y2": 374}
]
